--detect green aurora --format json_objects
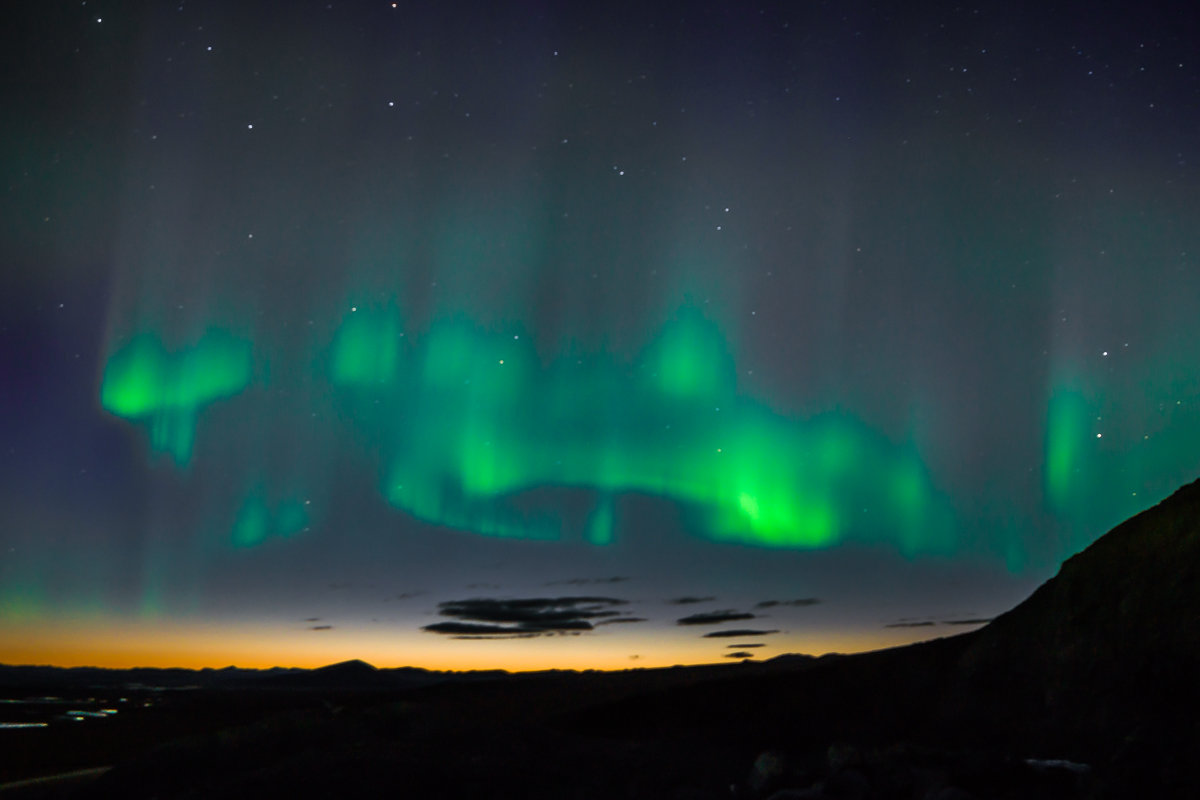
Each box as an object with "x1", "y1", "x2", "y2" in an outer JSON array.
[
  {"x1": 100, "y1": 330, "x2": 253, "y2": 465},
  {"x1": 101, "y1": 305, "x2": 955, "y2": 555},
  {"x1": 94, "y1": 296, "x2": 1200, "y2": 579}
]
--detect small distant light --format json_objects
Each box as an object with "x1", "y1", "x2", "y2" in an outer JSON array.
[
  {"x1": 247, "y1": 123, "x2": 254, "y2": 129},
  {"x1": 1102, "y1": 351, "x2": 1108, "y2": 356},
  {"x1": 350, "y1": 306, "x2": 357, "y2": 312},
  {"x1": 498, "y1": 359, "x2": 504, "y2": 365},
  {"x1": 1096, "y1": 433, "x2": 1103, "y2": 438}
]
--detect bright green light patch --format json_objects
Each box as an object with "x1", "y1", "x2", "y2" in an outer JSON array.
[
  {"x1": 644, "y1": 306, "x2": 735, "y2": 400},
  {"x1": 100, "y1": 336, "x2": 169, "y2": 417},
  {"x1": 101, "y1": 330, "x2": 252, "y2": 463},
  {"x1": 330, "y1": 308, "x2": 952, "y2": 553},
  {"x1": 1045, "y1": 388, "x2": 1091, "y2": 511},
  {"x1": 737, "y1": 492, "x2": 761, "y2": 520}
]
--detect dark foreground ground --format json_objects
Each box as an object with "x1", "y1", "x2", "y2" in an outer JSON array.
[
  {"x1": 0, "y1": 650, "x2": 1104, "y2": 800},
  {"x1": 5, "y1": 476, "x2": 1200, "y2": 798}
]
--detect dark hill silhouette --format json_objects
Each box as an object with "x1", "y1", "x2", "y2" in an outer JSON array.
[
  {"x1": 943, "y1": 476, "x2": 1200, "y2": 790},
  {"x1": 286, "y1": 658, "x2": 378, "y2": 686},
  {"x1": 565, "y1": 477, "x2": 1200, "y2": 795},
  {"x1": 313, "y1": 658, "x2": 376, "y2": 676}
]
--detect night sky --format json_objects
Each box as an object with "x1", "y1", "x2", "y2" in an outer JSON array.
[{"x1": 3, "y1": 0, "x2": 1200, "y2": 670}]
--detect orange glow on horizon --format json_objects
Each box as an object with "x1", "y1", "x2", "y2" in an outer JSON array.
[{"x1": 0, "y1": 619, "x2": 955, "y2": 672}]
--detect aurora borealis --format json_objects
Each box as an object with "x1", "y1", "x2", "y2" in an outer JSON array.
[
  {"x1": 100, "y1": 305, "x2": 951, "y2": 551},
  {"x1": 3, "y1": 0, "x2": 1200, "y2": 670}
]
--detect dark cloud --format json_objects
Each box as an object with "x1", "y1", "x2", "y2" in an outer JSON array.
[
  {"x1": 303, "y1": 617, "x2": 321, "y2": 622},
  {"x1": 725, "y1": 651, "x2": 755, "y2": 659},
  {"x1": 423, "y1": 596, "x2": 629, "y2": 638},
  {"x1": 727, "y1": 643, "x2": 765, "y2": 648},
  {"x1": 668, "y1": 596, "x2": 716, "y2": 605},
  {"x1": 702, "y1": 629, "x2": 779, "y2": 638},
  {"x1": 677, "y1": 609, "x2": 755, "y2": 626},
  {"x1": 942, "y1": 618, "x2": 993, "y2": 626},
  {"x1": 884, "y1": 621, "x2": 936, "y2": 628},
  {"x1": 546, "y1": 576, "x2": 629, "y2": 586},
  {"x1": 594, "y1": 617, "x2": 647, "y2": 625},
  {"x1": 439, "y1": 596, "x2": 626, "y2": 623},
  {"x1": 309, "y1": 625, "x2": 333, "y2": 631},
  {"x1": 423, "y1": 621, "x2": 536, "y2": 637},
  {"x1": 755, "y1": 598, "x2": 820, "y2": 608}
]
